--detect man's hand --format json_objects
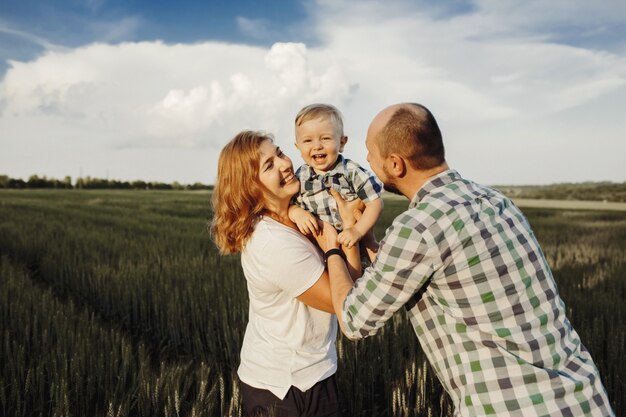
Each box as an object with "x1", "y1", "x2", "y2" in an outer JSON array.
[
  {"x1": 328, "y1": 188, "x2": 365, "y2": 229},
  {"x1": 288, "y1": 205, "x2": 320, "y2": 236},
  {"x1": 337, "y1": 227, "x2": 362, "y2": 249}
]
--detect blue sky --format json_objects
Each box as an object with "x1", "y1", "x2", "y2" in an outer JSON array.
[
  {"x1": 1, "y1": 0, "x2": 625, "y2": 185},
  {"x1": 0, "y1": 0, "x2": 310, "y2": 74}
]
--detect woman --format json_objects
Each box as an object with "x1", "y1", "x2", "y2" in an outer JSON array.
[{"x1": 211, "y1": 130, "x2": 360, "y2": 416}]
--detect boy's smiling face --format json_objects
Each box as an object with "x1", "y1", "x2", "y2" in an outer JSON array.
[{"x1": 295, "y1": 116, "x2": 347, "y2": 175}]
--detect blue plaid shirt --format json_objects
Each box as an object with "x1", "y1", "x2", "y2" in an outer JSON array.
[{"x1": 295, "y1": 155, "x2": 382, "y2": 231}]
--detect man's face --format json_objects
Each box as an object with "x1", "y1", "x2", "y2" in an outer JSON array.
[{"x1": 365, "y1": 115, "x2": 401, "y2": 195}]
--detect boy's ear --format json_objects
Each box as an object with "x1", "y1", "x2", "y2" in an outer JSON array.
[{"x1": 339, "y1": 135, "x2": 348, "y2": 152}]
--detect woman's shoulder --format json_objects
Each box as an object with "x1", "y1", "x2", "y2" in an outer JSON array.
[
  {"x1": 245, "y1": 217, "x2": 308, "y2": 252},
  {"x1": 241, "y1": 217, "x2": 324, "y2": 290}
]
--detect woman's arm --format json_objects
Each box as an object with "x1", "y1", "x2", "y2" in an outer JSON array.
[
  {"x1": 296, "y1": 271, "x2": 334, "y2": 313},
  {"x1": 293, "y1": 192, "x2": 364, "y2": 312},
  {"x1": 314, "y1": 221, "x2": 357, "y2": 336},
  {"x1": 296, "y1": 220, "x2": 360, "y2": 313}
]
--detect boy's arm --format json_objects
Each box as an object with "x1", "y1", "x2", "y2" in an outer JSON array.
[
  {"x1": 338, "y1": 202, "x2": 362, "y2": 279},
  {"x1": 353, "y1": 198, "x2": 383, "y2": 238}
]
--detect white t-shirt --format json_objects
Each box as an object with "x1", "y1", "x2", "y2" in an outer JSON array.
[{"x1": 238, "y1": 217, "x2": 338, "y2": 399}]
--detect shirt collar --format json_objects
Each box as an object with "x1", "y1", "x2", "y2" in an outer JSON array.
[
  {"x1": 301, "y1": 154, "x2": 348, "y2": 180},
  {"x1": 409, "y1": 169, "x2": 462, "y2": 208}
]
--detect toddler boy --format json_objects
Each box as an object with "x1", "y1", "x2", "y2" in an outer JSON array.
[{"x1": 289, "y1": 103, "x2": 383, "y2": 249}]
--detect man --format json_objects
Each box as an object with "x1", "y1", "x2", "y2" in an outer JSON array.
[{"x1": 319, "y1": 103, "x2": 614, "y2": 416}]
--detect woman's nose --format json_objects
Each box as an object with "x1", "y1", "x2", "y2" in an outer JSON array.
[{"x1": 278, "y1": 155, "x2": 292, "y2": 170}]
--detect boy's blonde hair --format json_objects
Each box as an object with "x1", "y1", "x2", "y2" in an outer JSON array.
[
  {"x1": 210, "y1": 130, "x2": 273, "y2": 254},
  {"x1": 295, "y1": 103, "x2": 344, "y2": 137}
]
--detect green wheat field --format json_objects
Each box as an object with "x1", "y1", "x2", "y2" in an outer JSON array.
[{"x1": 1, "y1": 189, "x2": 624, "y2": 416}]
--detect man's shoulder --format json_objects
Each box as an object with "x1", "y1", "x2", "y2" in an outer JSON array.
[{"x1": 389, "y1": 205, "x2": 434, "y2": 235}]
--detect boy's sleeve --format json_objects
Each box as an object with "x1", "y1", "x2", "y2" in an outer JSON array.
[
  {"x1": 293, "y1": 165, "x2": 307, "y2": 209},
  {"x1": 350, "y1": 163, "x2": 383, "y2": 203}
]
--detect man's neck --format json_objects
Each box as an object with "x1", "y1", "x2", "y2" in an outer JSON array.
[{"x1": 399, "y1": 162, "x2": 450, "y2": 200}]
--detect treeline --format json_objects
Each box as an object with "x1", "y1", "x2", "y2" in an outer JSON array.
[
  {"x1": 493, "y1": 181, "x2": 626, "y2": 202},
  {"x1": 0, "y1": 174, "x2": 213, "y2": 191}
]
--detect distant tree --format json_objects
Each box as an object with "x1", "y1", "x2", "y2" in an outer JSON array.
[
  {"x1": 27, "y1": 175, "x2": 55, "y2": 188},
  {"x1": 131, "y1": 180, "x2": 148, "y2": 190},
  {"x1": 0, "y1": 173, "x2": 217, "y2": 190}
]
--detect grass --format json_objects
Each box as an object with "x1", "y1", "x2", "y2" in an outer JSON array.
[{"x1": 0, "y1": 189, "x2": 623, "y2": 416}]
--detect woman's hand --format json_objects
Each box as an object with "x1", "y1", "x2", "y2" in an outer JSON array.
[{"x1": 313, "y1": 221, "x2": 340, "y2": 253}]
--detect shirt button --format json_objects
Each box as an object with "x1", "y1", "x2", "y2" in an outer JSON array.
[
  {"x1": 335, "y1": 223, "x2": 342, "y2": 228},
  {"x1": 331, "y1": 208, "x2": 336, "y2": 213}
]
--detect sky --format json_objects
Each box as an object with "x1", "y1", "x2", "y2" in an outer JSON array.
[{"x1": 1, "y1": 0, "x2": 625, "y2": 186}]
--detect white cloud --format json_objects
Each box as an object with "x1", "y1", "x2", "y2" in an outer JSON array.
[{"x1": 1, "y1": 0, "x2": 625, "y2": 184}]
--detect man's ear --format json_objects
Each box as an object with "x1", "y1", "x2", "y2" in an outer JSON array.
[
  {"x1": 339, "y1": 135, "x2": 348, "y2": 152},
  {"x1": 387, "y1": 154, "x2": 407, "y2": 177}
]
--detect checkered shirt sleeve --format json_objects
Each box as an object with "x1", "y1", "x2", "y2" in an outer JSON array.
[
  {"x1": 344, "y1": 158, "x2": 382, "y2": 203},
  {"x1": 341, "y1": 170, "x2": 614, "y2": 416},
  {"x1": 342, "y1": 212, "x2": 436, "y2": 337}
]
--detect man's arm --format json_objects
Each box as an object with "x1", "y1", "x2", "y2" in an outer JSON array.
[{"x1": 326, "y1": 189, "x2": 436, "y2": 340}]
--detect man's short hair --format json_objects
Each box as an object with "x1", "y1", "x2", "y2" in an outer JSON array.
[
  {"x1": 378, "y1": 103, "x2": 445, "y2": 170},
  {"x1": 295, "y1": 103, "x2": 344, "y2": 137}
]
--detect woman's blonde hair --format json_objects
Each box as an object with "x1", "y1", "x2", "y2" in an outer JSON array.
[{"x1": 210, "y1": 130, "x2": 273, "y2": 254}]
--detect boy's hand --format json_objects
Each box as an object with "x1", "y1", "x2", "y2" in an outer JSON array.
[
  {"x1": 289, "y1": 205, "x2": 320, "y2": 236},
  {"x1": 337, "y1": 227, "x2": 362, "y2": 249}
]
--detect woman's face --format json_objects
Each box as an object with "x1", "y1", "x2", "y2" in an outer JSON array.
[{"x1": 257, "y1": 139, "x2": 299, "y2": 210}]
